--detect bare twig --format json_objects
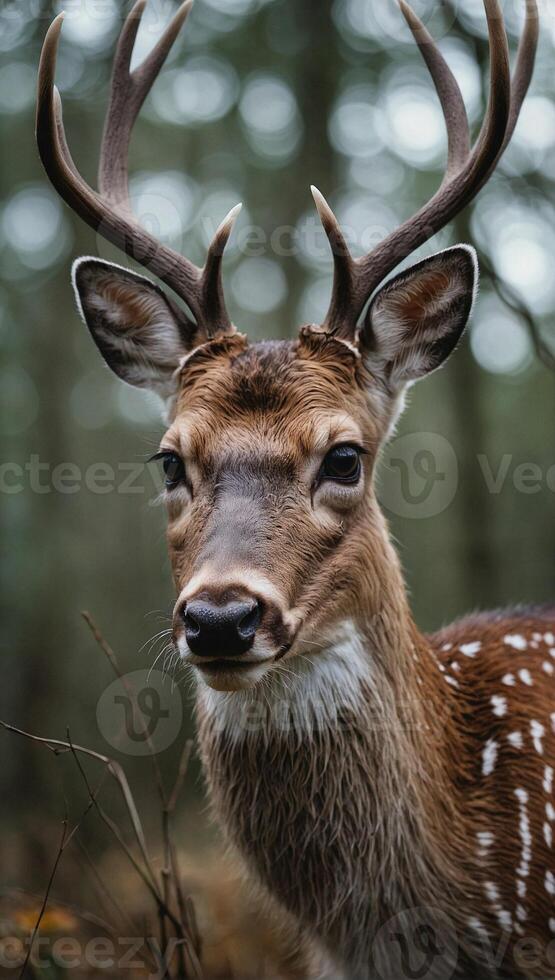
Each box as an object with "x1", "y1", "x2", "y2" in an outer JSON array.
[
  {"x1": 81, "y1": 612, "x2": 202, "y2": 975},
  {"x1": 81, "y1": 610, "x2": 168, "y2": 808},
  {"x1": 2, "y1": 617, "x2": 202, "y2": 980},
  {"x1": 1, "y1": 719, "x2": 156, "y2": 893},
  {"x1": 17, "y1": 771, "x2": 103, "y2": 980},
  {"x1": 18, "y1": 816, "x2": 68, "y2": 980},
  {"x1": 168, "y1": 740, "x2": 194, "y2": 816},
  {"x1": 73, "y1": 839, "x2": 144, "y2": 941}
]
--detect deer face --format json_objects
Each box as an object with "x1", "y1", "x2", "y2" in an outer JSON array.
[
  {"x1": 73, "y1": 246, "x2": 477, "y2": 691},
  {"x1": 161, "y1": 333, "x2": 376, "y2": 691}
]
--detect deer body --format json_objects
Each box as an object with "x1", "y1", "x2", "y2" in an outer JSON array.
[
  {"x1": 36, "y1": 0, "x2": 554, "y2": 976},
  {"x1": 198, "y1": 604, "x2": 555, "y2": 978},
  {"x1": 190, "y1": 342, "x2": 555, "y2": 980}
]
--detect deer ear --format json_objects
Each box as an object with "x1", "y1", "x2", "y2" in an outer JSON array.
[
  {"x1": 72, "y1": 258, "x2": 196, "y2": 399},
  {"x1": 360, "y1": 245, "x2": 478, "y2": 389}
]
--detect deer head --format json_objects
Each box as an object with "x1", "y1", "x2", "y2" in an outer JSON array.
[{"x1": 37, "y1": 0, "x2": 537, "y2": 691}]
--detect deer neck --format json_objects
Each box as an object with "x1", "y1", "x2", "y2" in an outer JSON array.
[{"x1": 195, "y1": 530, "x2": 474, "y2": 969}]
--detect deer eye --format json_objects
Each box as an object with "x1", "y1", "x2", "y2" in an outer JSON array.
[
  {"x1": 150, "y1": 450, "x2": 186, "y2": 489},
  {"x1": 163, "y1": 453, "x2": 185, "y2": 488},
  {"x1": 320, "y1": 445, "x2": 361, "y2": 484}
]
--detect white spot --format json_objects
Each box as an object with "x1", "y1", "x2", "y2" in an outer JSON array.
[
  {"x1": 460, "y1": 641, "x2": 481, "y2": 657},
  {"x1": 544, "y1": 767, "x2": 554, "y2": 794},
  {"x1": 507, "y1": 731, "x2": 523, "y2": 749},
  {"x1": 518, "y1": 669, "x2": 533, "y2": 686},
  {"x1": 491, "y1": 695, "x2": 507, "y2": 718},
  {"x1": 549, "y1": 648, "x2": 555, "y2": 660},
  {"x1": 477, "y1": 831, "x2": 494, "y2": 848},
  {"x1": 549, "y1": 918, "x2": 555, "y2": 934},
  {"x1": 501, "y1": 673, "x2": 516, "y2": 686},
  {"x1": 441, "y1": 643, "x2": 452, "y2": 652},
  {"x1": 515, "y1": 788, "x2": 532, "y2": 881},
  {"x1": 551, "y1": 713, "x2": 555, "y2": 733},
  {"x1": 504, "y1": 634, "x2": 528, "y2": 651},
  {"x1": 450, "y1": 661, "x2": 460, "y2": 672},
  {"x1": 496, "y1": 908, "x2": 512, "y2": 932},
  {"x1": 516, "y1": 903, "x2": 527, "y2": 922},
  {"x1": 517, "y1": 879, "x2": 527, "y2": 898},
  {"x1": 445, "y1": 675, "x2": 459, "y2": 688},
  {"x1": 546, "y1": 871, "x2": 555, "y2": 896},
  {"x1": 482, "y1": 739, "x2": 498, "y2": 777},
  {"x1": 530, "y1": 720, "x2": 545, "y2": 755},
  {"x1": 543, "y1": 661, "x2": 554, "y2": 675},
  {"x1": 544, "y1": 632, "x2": 555, "y2": 645},
  {"x1": 532, "y1": 632, "x2": 542, "y2": 642},
  {"x1": 546, "y1": 802, "x2": 555, "y2": 822},
  {"x1": 544, "y1": 823, "x2": 553, "y2": 848},
  {"x1": 484, "y1": 881, "x2": 500, "y2": 903},
  {"x1": 468, "y1": 916, "x2": 488, "y2": 937}
]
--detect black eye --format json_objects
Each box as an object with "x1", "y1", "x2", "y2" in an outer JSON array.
[
  {"x1": 320, "y1": 445, "x2": 362, "y2": 484},
  {"x1": 162, "y1": 453, "x2": 185, "y2": 488}
]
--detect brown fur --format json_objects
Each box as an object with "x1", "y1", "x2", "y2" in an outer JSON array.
[{"x1": 155, "y1": 337, "x2": 555, "y2": 979}]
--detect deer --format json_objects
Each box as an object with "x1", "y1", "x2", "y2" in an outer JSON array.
[{"x1": 36, "y1": 0, "x2": 554, "y2": 977}]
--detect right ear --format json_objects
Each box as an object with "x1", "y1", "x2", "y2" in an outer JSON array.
[{"x1": 72, "y1": 258, "x2": 196, "y2": 400}]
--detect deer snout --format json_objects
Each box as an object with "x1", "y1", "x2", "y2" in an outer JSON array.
[{"x1": 182, "y1": 597, "x2": 262, "y2": 659}]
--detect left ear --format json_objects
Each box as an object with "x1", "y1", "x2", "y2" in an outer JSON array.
[{"x1": 360, "y1": 245, "x2": 478, "y2": 389}]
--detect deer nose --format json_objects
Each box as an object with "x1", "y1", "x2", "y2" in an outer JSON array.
[{"x1": 183, "y1": 598, "x2": 261, "y2": 658}]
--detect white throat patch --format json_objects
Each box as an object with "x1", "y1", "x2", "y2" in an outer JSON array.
[{"x1": 197, "y1": 620, "x2": 370, "y2": 742}]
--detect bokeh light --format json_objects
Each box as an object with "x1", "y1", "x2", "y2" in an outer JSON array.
[
  {"x1": 129, "y1": 172, "x2": 198, "y2": 246},
  {"x1": 239, "y1": 74, "x2": 302, "y2": 163},
  {"x1": 1, "y1": 187, "x2": 72, "y2": 271},
  {"x1": 0, "y1": 63, "x2": 36, "y2": 114},
  {"x1": 0, "y1": 366, "x2": 39, "y2": 436},
  {"x1": 329, "y1": 85, "x2": 380, "y2": 159},
  {"x1": 149, "y1": 57, "x2": 239, "y2": 125},
  {"x1": 471, "y1": 197, "x2": 555, "y2": 315},
  {"x1": 377, "y1": 81, "x2": 445, "y2": 168},
  {"x1": 470, "y1": 294, "x2": 533, "y2": 375},
  {"x1": 231, "y1": 257, "x2": 287, "y2": 313},
  {"x1": 54, "y1": 0, "x2": 119, "y2": 51}
]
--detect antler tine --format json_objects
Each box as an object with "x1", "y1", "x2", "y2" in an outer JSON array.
[
  {"x1": 311, "y1": 186, "x2": 356, "y2": 329},
  {"x1": 398, "y1": 0, "x2": 470, "y2": 178},
  {"x1": 476, "y1": 0, "x2": 539, "y2": 193},
  {"x1": 463, "y1": 0, "x2": 511, "y2": 196},
  {"x1": 37, "y1": 4, "x2": 239, "y2": 339},
  {"x1": 98, "y1": 0, "x2": 193, "y2": 206},
  {"x1": 315, "y1": 0, "x2": 537, "y2": 339},
  {"x1": 201, "y1": 203, "x2": 243, "y2": 328}
]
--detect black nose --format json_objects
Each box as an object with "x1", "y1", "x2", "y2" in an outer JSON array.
[{"x1": 183, "y1": 598, "x2": 261, "y2": 658}]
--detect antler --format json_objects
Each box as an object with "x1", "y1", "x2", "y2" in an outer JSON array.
[
  {"x1": 36, "y1": 0, "x2": 241, "y2": 339},
  {"x1": 313, "y1": 0, "x2": 539, "y2": 339}
]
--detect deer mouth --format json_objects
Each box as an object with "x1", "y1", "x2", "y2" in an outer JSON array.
[{"x1": 192, "y1": 655, "x2": 276, "y2": 692}]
